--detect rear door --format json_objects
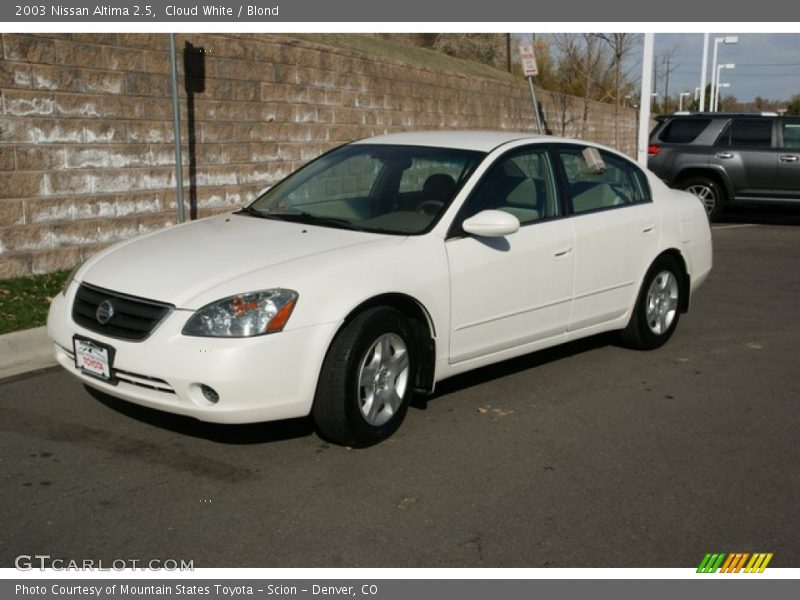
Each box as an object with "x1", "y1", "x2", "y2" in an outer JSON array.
[
  {"x1": 555, "y1": 145, "x2": 660, "y2": 334},
  {"x1": 774, "y1": 118, "x2": 800, "y2": 200},
  {"x1": 713, "y1": 118, "x2": 778, "y2": 199}
]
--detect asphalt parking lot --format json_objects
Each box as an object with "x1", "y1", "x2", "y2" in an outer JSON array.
[{"x1": 2, "y1": 208, "x2": 799, "y2": 568}]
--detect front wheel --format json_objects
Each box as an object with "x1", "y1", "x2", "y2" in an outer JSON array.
[
  {"x1": 619, "y1": 255, "x2": 684, "y2": 350},
  {"x1": 312, "y1": 307, "x2": 414, "y2": 447}
]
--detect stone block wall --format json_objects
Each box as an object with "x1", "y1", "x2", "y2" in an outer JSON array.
[{"x1": 0, "y1": 33, "x2": 637, "y2": 278}]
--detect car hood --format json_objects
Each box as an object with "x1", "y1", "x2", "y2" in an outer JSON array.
[{"x1": 78, "y1": 214, "x2": 395, "y2": 308}]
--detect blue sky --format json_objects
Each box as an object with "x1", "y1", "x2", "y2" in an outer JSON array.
[
  {"x1": 650, "y1": 33, "x2": 800, "y2": 103},
  {"x1": 536, "y1": 33, "x2": 800, "y2": 103}
]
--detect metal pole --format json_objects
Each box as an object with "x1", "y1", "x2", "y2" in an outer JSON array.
[
  {"x1": 699, "y1": 33, "x2": 709, "y2": 112},
  {"x1": 712, "y1": 65, "x2": 718, "y2": 112},
  {"x1": 169, "y1": 33, "x2": 186, "y2": 224},
  {"x1": 710, "y1": 38, "x2": 720, "y2": 114},
  {"x1": 714, "y1": 66, "x2": 724, "y2": 112},
  {"x1": 679, "y1": 92, "x2": 690, "y2": 111},
  {"x1": 637, "y1": 33, "x2": 655, "y2": 167},
  {"x1": 528, "y1": 77, "x2": 543, "y2": 134}
]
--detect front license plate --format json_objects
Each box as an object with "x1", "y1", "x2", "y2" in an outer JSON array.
[{"x1": 74, "y1": 336, "x2": 114, "y2": 381}]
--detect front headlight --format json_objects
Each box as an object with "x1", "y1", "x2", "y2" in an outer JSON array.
[{"x1": 182, "y1": 289, "x2": 298, "y2": 337}]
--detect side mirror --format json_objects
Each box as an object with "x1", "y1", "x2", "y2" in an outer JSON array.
[{"x1": 462, "y1": 210, "x2": 520, "y2": 238}]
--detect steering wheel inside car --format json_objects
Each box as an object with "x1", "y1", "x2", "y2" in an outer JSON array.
[{"x1": 417, "y1": 200, "x2": 444, "y2": 216}]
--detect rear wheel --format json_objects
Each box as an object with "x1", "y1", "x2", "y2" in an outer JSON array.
[
  {"x1": 620, "y1": 255, "x2": 683, "y2": 350},
  {"x1": 680, "y1": 176, "x2": 725, "y2": 221},
  {"x1": 312, "y1": 307, "x2": 414, "y2": 447}
]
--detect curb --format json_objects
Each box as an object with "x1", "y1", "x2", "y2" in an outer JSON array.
[{"x1": 0, "y1": 326, "x2": 56, "y2": 381}]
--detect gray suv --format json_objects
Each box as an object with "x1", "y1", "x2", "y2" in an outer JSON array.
[{"x1": 648, "y1": 113, "x2": 800, "y2": 220}]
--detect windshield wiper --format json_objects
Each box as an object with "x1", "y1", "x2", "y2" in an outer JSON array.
[
  {"x1": 236, "y1": 205, "x2": 271, "y2": 219},
  {"x1": 237, "y1": 207, "x2": 369, "y2": 232},
  {"x1": 264, "y1": 211, "x2": 364, "y2": 231}
]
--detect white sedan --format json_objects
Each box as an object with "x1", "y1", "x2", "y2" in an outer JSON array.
[{"x1": 47, "y1": 131, "x2": 712, "y2": 446}]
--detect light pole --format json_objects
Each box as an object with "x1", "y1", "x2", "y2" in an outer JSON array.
[
  {"x1": 699, "y1": 33, "x2": 709, "y2": 111},
  {"x1": 716, "y1": 82, "x2": 731, "y2": 111},
  {"x1": 714, "y1": 64, "x2": 735, "y2": 111},
  {"x1": 679, "y1": 91, "x2": 691, "y2": 111},
  {"x1": 637, "y1": 33, "x2": 655, "y2": 166},
  {"x1": 710, "y1": 35, "x2": 738, "y2": 113}
]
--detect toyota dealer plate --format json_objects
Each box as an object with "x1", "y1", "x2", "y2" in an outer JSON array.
[{"x1": 73, "y1": 336, "x2": 115, "y2": 381}]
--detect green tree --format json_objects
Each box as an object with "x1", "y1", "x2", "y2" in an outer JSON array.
[
  {"x1": 688, "y1": 84, "x2": 712, "y2": 112},
  {"x1": 718, "y1": 95, "x2": 739, "y2": 112},
  {"x1": 786, "y1": 94, "x2": 800, "y2": 115}
]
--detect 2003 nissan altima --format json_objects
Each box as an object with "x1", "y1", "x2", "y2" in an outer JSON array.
[{"x1": 47, "y1": 131, "x2": 712, "y2": 446}]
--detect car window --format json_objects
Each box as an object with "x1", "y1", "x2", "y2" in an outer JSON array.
[
  {"x1": 398, "y1": 158, "x2": 468, "y2": 194},
  {"x1": 285, "y1": 153, "x2": 381, "y2": 205},
  {"x1": 782, "y1": 122, "x2": 800, "y2": 149},
  {"x1": 717, "y1": 119, "x2": 773, "y2": 148},
  {"x1": 658, "y1": 118, "x2": 711, "y2": 143},
  {"x1": 558, "y1": 147, "x2": 649, "y2": 214},
  {"x1": 249, "y1": 144, "x2": 483, "y2": 235},
  {"x1": 460, "y1": 147, "x2": 558, "y2": 226}
]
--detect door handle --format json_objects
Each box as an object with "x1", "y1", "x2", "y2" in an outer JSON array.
[
  {"x1": 554, "y1": 246, "x2": 573, "y2": 257},
  {"x1": 715, "y1": 152, "x2": 734, "y2": 159},
  {"x1": 779, "y1": 154, "x2": 799, "y2": 163},
  {"x1": 642, "y1": 224, "x2": 656, "y2": 233}
]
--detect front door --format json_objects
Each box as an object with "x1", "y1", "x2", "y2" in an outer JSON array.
[
  {"x1": 713, "y1": 118, "x2": 777, "y2": 199},
  {"x1": 446, "y1": 146, "x2": 575, "y2": 364}
]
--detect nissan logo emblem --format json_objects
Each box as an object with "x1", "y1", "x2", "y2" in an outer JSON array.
[{"x1": 96, "y1": 300, "x2": 115, "y2": 325}]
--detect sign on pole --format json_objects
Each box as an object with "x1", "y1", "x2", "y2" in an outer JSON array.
[
  {"x1": 518, "y1": 43, "x2": 539, "y2": 77},
  {"x1": 519, "y1": 43, "x2": 543, "y2": 134}
]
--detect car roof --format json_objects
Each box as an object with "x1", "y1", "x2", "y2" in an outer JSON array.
[
  {"x1": 657, "y1": 112, "x2": 779, "y2": 120},
  {"x1": 351, "y1": 130, "x2": 551, "y2": 152}
]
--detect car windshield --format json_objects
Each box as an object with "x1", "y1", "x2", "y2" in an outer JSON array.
[{"x1": 246, "y1": 144, "x2": 484, "y2": 234}]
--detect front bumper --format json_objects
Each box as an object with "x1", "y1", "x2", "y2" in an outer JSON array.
[{"x1": 47, "y1": 284, "x2": 339, "y2": 424}]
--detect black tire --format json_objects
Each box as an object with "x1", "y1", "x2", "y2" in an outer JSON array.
[
  {"x1": 619, "y1": 255, "x2": 684, "y2": 350},
  {"x1": 679, "y1": 176, "x2": 726, "y2": 222},
  {"x1": 312, "y1": 307, "x2": 415, "y2": 447}
]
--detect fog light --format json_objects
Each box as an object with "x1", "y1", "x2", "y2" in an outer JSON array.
[{"x1": 200, "y1": 385, "x2": 219, "y2": 404}]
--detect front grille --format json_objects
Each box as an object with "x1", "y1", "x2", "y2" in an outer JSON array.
[{"x1": 72, "y1": 283, "x2": 174, "y2": 341}]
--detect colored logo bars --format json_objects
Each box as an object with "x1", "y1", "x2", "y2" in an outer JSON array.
[{"x1": 697, "y1": 553, "x2": 773, "y2": 573}]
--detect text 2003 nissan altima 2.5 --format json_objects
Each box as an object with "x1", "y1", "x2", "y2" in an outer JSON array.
[{"x1": 47, "y1": 131, "x2": 712, "y2": 446}]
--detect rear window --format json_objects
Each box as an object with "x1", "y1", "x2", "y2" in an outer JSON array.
[
  {"x1": 658, "y1": 118, "x2": 711, "y2": 143},
  {"x1": 717, "y1": 119, "x2": 773, "y2": 148}
]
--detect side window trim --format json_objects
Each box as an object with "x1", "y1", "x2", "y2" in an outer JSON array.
[
  {"x1": 714, "y1": 119, "x2": 732, "y2": 147},
  {"x1": 630, "y1": 156, "x2": 653, "y2": 204}
]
